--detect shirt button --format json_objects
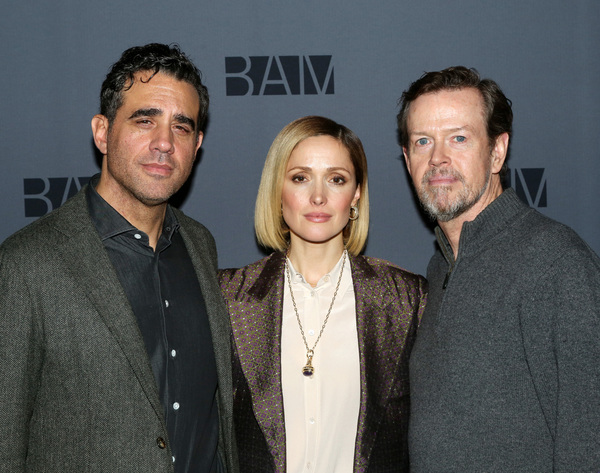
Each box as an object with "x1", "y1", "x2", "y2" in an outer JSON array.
[
  {"x1": 134, "y1": 233, "x2": 142, "y2": 240},
  {"x1": 308, "y1": 329, "x2": 315, "y2": 336},
  {"x1": 165, "y1": 300, "x2": 170, "y2": 308},
  {"x1": 310, "y1": 291, "x2": 316, "y2": 297},
  {"x1": 307, "y1": 462, "x2": 312, "y2": 469},
  {"x1": 172, "y1": 456, "x2": 175, "y2": 463},
  {"x1": 171, "y1": 349, "x2": 177, "y2": 358},
  {"x1": 156, "y1": 437, "x2": 166, "y2": 449},
  {"x1": 324, "y1": 275, "x2": 330, "y2": 282},
  {"x1": 309, "y1": 417, "x2": 315, "y2": 424},
  {"x1": 173, "y1": 402, "x2": 180, "y2": 411}
]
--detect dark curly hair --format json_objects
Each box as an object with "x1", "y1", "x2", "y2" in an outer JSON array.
[
  {"x1": 397, "y1": 66, "x2": 512, "y2": 179},
  {"x1": 100, "y1": 43, "x2": 209, "y2": 132}
]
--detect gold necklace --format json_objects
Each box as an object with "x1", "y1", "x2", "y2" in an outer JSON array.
[{"x1": 285, "y1": 250, "x2": 347, "y2": 377}]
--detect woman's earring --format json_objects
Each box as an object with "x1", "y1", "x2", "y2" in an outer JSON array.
[{"x1": 349, "y1": 205, "x2": 359, "y2": 221}]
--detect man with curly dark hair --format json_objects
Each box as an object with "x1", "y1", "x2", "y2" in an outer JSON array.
[{"x1": 0, "y1": 43, "x2": 238, "y2": 473}]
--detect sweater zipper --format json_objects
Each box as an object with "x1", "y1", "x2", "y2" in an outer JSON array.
[
  {"x1": 442, "y1": 261, "x2": 454, "y2": 289},
  {"x1": 435, "y1": 226, "x2": 458, "y2": 290},
  {"x1": 438, "y1": 235, "x2": 455, "y2": 290}
]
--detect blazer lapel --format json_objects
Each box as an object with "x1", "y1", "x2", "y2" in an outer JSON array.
[
  {"x1": 351, "y1": 255, "x2": 410, "y2": 472},
  {"x1": 177, "y1": 218, "x2": 234, "y2": 412},
  {"x1": 53, "y1": 190, "x2": 165, "y2": 424},
  {"x1": 228, "y1": 252, "x2": 287, "y2": 470}
]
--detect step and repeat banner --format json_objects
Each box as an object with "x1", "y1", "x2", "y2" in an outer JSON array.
[{"x1": 2, "y1": 1, "x2": 599, "y2": 275}]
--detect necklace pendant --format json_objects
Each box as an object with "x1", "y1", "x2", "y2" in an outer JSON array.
[
  {"x1": 302, "y1": 354, "x2": 314, "y2": 377},
  {"x1": 286, "y1": 251, "x2": 347, "y2": 379}
]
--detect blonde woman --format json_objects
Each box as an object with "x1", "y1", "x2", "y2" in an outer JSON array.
[{"x1": 219, "y1": 116, "x2": 427, "y2": 472}]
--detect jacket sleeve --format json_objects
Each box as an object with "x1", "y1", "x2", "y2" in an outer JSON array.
[
  {"x1": 0, "y1": 245, "x2": 44, "y2": 472},
  {"x1": 415, "y1": 274, "x2": 428, "y2": 326}
]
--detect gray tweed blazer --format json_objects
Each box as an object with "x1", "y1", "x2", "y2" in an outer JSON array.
[{"x1": 0, "y1": 187, "x2": 238, "y2": 473}]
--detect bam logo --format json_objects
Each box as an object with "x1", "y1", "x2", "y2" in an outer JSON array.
[
  {"x1": 24, "y1": 177, "x2": 92, "y2": 217},
  {"x1": 225, "y1": 55, "x2": 334, "y2": 96},
  {"x1": 506, "y1": 168, "x2": 547, "y2": 207}
]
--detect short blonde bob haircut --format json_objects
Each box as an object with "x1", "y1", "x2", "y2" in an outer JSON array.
[{"x1": 255, "y1": 115, "x2": 369, "y2": 256}]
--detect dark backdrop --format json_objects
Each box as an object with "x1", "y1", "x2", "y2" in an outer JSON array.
[{"x1": 2, "y1": 1, "x2": 598, "y2": 275}]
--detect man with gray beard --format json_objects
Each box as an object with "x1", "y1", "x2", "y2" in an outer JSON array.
[{"x1": 398, "y1": 66, "x2": 600, "y2": 472}]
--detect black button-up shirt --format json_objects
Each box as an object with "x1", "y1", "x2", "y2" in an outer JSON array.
[{"x1": 87, "y1": 179, "x2": 220, "y2": 473}]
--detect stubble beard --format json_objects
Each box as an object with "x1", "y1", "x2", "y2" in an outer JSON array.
[
  {"x1": 417, "y1": 166, "x2": 491, "y2": 222},
  {"x1": 112, "y1": 161, "x2": 180, "y2": 207},
  {"x1": 105, "y1": 139, "x2": 188, "y2": 208}
]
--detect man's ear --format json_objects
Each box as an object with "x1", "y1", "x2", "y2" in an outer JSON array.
[
  {"x1": 195, "y1": 131, "x2": 204, "y2": 154},
  {"x1": 491, "y1": 132, "x2": 510, "y2": 174},
  {"x1": 91, "y1": 114, "x2": 109, "y2": 155},
  {"x1": 402, "y1": 147, "x2": 412, "y2": 177}
]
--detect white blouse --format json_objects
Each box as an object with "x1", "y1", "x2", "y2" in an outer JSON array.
[{"x1": 281, "y1": 253, "x2": 360, "y2": 473}]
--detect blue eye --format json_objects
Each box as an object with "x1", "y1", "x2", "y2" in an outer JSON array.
[
  {"x1": 417, "y1": 138, "x2": 428, "y2": 146},
  {"x1": 455, "y1": 136, "x2": 466, "y2": 142}
]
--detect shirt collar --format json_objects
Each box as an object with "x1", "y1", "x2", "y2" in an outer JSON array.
[
  {"x1": 286, "y1": 250, "x2": 349, "y2": 289},
  {"x1": 87, "y1": 173, "x2": 180, "y2": 242}
]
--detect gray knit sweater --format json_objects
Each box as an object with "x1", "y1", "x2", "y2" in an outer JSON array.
[{"x1": 409, "y1": 188, "x2": 600, "y2": 472}]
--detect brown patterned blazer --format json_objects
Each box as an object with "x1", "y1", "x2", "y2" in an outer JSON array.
[{"x1": 219, "y1": 251, "x2": 427, "y2": 473}]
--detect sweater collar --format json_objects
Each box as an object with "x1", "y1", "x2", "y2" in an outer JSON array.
[{"x1": 435, "y1": 187, "x2": 529, "y2": 264}]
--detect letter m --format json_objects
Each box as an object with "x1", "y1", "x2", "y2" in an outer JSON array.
[
  {"x1": 303, "y1": 56, "x2": 334, "y2": 95},
  {"x1": 509, "y1": 168, "x2": 548, "y2": 207}
]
